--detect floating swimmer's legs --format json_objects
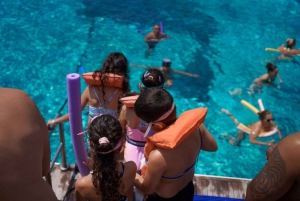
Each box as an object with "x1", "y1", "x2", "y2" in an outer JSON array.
[
  {"x1": 221, "y1": 131, "x2": 245, "y2": 146},
  {"x1": 221, "y1": 109, "x2": 240, "y2": 126}
]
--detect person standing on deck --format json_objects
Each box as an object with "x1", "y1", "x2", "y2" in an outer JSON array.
[
  {"x1": 133, "y1": 88, "x2": 217, "y2": 200},
  {"x1": 0, "y1": 88, "x2": 57, "y2": 201}
]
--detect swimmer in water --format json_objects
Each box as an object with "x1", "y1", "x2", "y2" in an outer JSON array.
[
  {"x1": 248, "y1": 63, "x2": 283, "y2": 94},
  {"x1": 277, "y1": 38, "x2": 300, "y2": 60},
  {"x1": 131, "y1": 58, "x2": 199, "y2": 87},
  {"x1": 220, "y1": 109, "x2": 282, "y2": 146},
  {"x1": 144, "y1": 25, "x2": 170, "y2": 57}
]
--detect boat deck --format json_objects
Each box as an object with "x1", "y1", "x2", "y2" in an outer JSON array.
[{"x1": 49, "y1": 163, "x2": 251, "y2": 201}]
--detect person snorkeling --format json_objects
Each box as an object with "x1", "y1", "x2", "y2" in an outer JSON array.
[{"x1": 131, "y1": 58, "x2": 199, "y2": 87}]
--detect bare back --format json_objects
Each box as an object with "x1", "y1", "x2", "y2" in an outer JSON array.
[
  {"x1": 150, "y1": 124, "x2": 217, "y2": 197},
  {"x1": 75, "y1": 161, "x2": 136, "y2": 201},
  {"x1": 0, "y1": 88, "x2": 57, "y2": 201},
  {"x1": 87, "y1": 86, "x2": 124, "y2": 110}
]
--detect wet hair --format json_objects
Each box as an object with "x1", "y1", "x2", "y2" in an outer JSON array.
[
  {"x1": 162, "y1": 58, "x2": 172, "y2": 68},
  {"x1": 94, "y1": 52, "x2": 130, "y2": 99},
  {"x1": 92, "y1": 52, "x2": 130, "y2": 114},
  {"x1": 141, "y1": 68, "x2": 165, "y2": 88},
  {"x1": 266, "y1": 63, "x2": 278, "y2": 73},
  {"x1": 134, "y1": 88, "x2": 176, "y2": 125},
  {"x1": 286, "y1": 38, "x2": 296, "y2": 49},
  {"x1": 258, "y1": 110, "x2": 272, "y2": 121},
  {"x1": 87, "y1": 114, "x2": 125, "y2": 201}
]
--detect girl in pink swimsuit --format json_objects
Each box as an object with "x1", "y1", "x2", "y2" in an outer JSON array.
[{"x1": 120, "y1": 68, "x2": 165, "y2": 171}]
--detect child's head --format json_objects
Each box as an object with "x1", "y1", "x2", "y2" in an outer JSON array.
[
  {"x1": 96, "y1": 52, "x2": 130, "y2": 94},
  {"x1": 139, "y1": 68, "x2": 165, "y2": 91},
  {"x1": 86, "y1": 114, "x2": 125, "y2": 201},
  {"x1": 134, "y1": 88, "x2": 176, "y2": 136}
]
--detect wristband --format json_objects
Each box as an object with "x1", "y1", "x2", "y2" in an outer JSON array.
[{"x1": 52, "y1": 119, "x2": 56, "y2": 125}]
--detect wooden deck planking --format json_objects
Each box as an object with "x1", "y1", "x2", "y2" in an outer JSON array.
[{"x1": 49, "y1": 164, "x2": 251, "y2": 200}]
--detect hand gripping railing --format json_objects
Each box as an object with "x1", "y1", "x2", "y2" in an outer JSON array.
[{"x1": 45, "y1": 113, "x2": 69, "y2": 187}]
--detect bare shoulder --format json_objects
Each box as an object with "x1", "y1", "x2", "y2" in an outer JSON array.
[
  {"x1": 124, "y1": 161, "x2": 137, "y2": 173},
  {"x1": 75, "y1": 175, "x2": 93, "y2": 191}
]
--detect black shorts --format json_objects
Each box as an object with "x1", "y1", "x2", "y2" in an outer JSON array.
[{"x1": 146, "y1": 180, "x2": 194, "y2": 201}]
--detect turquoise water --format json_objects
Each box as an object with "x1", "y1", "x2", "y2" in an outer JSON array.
[{"x1": 1, "y1": 0, "x2": 300, "y2": 179}]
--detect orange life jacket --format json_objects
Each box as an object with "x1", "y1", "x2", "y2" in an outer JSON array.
[
  {"x1": 82, "y1": 72, "x2": 124, "y2": 88},
  {"x1": 141, "y1": 107, "x2": 207, "y2": 177},
  {"x1": 119, "y1": 95, "x2": 139, "y2": 108}
]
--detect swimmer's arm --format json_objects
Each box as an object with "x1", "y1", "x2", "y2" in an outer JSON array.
[
  {"x1": 249, "y1": 127, "x2": 273, "y2": 146},
  {"x1": 172, "y1": 69, "x2": 199, "y2": 78},
  {"x1": 130, "y1": 63, "x2": 151, "y2": 69},
  {"x1": 199, "y1": 124, "x2": 218, "y2": 151},
  {"x1": 276, "y1": 125, "x2": 282, "y2": 139},
  {"x1": 47, "y1": 87, "x2": 89, "y2": 129},
  {"x1": 160, "y1": 32, "x2": 170, "y2": 39},
  {"x1": 144, "y1": 33, "x2": 158, "y2": 42},
  {"x1": 134, "y1": 149, "x2": 166, "y2": 194},
  {"x1": 245, "y1": 145, "x2": 296, "y2": 201}
]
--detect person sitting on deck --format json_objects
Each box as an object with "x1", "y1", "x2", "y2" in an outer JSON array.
[
  {"x1": 131, "y1": 58, "x2": 199, "y2": 87},
  {"x1": 47, "y1": 52, "x2": 130, "y2": 129},
  {"x1": 133, "y1": 88, "x2": 218, "y2": 201},
  {"x1": 0, "y1": 88, "x2": 57, "y2": 201},
  {"x1": 75, "y1": 114, "x2": 137, "y2": 201},
  {"x1": 245, "y1": 132, "x2": 300, "y2": 201}
]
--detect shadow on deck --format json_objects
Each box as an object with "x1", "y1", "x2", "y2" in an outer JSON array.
[{"x1": 49, "y1": 163, "x2": 250, "y2": 201}]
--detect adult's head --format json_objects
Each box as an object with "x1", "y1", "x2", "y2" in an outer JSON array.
[
  {"x1": 96, "y1": 52, "x2": 130, "y2": 94},
  {"x1": 86, "y1": 114, "x2": 125, "y2": 201},
  {"x1": 258, "y1": 110, "x2": 274, "y2": 128},
  {"x1": 286, "y1": 38, "x2": 296, "y2": 49},
  {"x1": 134, "y1": 88, "x2": 176, "y2": 135},
  {"x1": 153, "y1": 25, "x2": 160, "y2": 35},
  {"x1": 266, "y1": 63, "x2": 278, "y2": 76},
  {"x1": 139, "y1": 68, "x2": 165, "y2": 91}
]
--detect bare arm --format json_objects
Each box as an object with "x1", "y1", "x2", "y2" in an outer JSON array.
[
  {"x1": 276, "y1": 125, "x2": 282, "y2": 139},
  {"x1": 172, "y1": 69, "x2": 199, "y2": 78},
  {"x1": 245, "y1": 144, "x2": 296, "y2": 200},
  {"x1": 130, "y1": 63, "x2": 150, "y2": 69},
  {"x1": 134, "y1": 149, "x2": 166, "y2": 194},
  {"x1": 47, "y1": 87, "x2": 89, "y2": 129},
  {"x1": 199, "y1": 124, "x2": 218, "y2": 151},
  {"x1": 119, "y1": 105, "x2": 127, "y2": 128},
  {"x1": 249, "y1": 125, "x2": 274, "y2": 146},
  {"x1": 277, "y1": 74, "x2": 283, "y2": 83}
]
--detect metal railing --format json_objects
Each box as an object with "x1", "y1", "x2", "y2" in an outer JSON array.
[{"x1": 45, "y1": 113, "x2": 69, "y2": 187}]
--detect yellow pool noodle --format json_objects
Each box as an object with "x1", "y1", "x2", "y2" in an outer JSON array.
[
  {"x1": 241, "y1": 100, "x2": 260, "y2": 115},
  {"x1": 265, "y1": 48, "x2": 300, "y2": 56}
]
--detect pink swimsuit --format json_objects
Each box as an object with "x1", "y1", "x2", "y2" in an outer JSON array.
[{"x1": 124, "y1": 125, "x2": 146, "y2": 170}]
